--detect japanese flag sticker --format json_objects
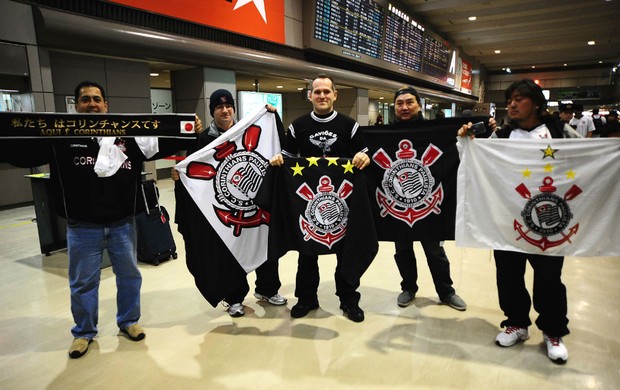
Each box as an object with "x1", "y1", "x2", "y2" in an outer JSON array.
[{"x1": 180, "y1": 121, "x2": 195, "y2": 134}]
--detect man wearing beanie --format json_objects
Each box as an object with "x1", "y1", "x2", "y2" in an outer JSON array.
[
  {"x1": 389, "y1": 85, "x2": 467, "y2": 312},
  {"x1": 174, "y1": 88, "x2": 286, "y2": 317}
]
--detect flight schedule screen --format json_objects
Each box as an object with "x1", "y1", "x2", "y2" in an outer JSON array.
[
  {"x1": 308, "y1": 0, "x2": 453, "y2": 87},
  {"x1": 313, "y1": 0, "x2": 384, "y2": 59}
]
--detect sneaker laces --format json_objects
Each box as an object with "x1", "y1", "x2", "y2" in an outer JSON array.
[
  {"x1": 504, "y1": 326, "x2": 523, "y2": 334},
  {"x1": 547, "y1": 336, "x2": 561, "y2": 346}
]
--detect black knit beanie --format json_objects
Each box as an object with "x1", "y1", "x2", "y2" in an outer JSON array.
[{"x1": 209, "y1": 89, "x2": 235, "y2": 116}]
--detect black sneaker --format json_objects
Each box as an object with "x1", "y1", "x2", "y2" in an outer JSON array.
[
  {"x1": 340, "y1": 304, "x2": 365, "y2": 322},
  {"x1": 397, "y1": 290, "x2": 415, "y2": 307},
  {"x1": 440, "y1": 294, "x2": 467, "y2": 311},
  {"x1": 290, "y1": 301, "x2": 319, "y2": 318}
]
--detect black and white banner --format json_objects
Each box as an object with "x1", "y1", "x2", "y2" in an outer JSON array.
[
  {"x1": 0, "y1": 112, "x2": 196, "y2": 138},
  {"x1": 255, "y1": 157, "x2": 378, "y2": 281},
  {"x1": 176, "y1": 107, "x2": 281, "y2": 272},
  {"x1": 456, "y1": 138, "x2": 620, "y2": 256},
  {"x1": 361, "y1": 117, "x2": 478, "y2": 242}
]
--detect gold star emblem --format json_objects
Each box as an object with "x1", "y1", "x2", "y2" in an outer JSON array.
[
  {"x1": 541, "y1": 144, "x2": 559, "y2": 159},
  {"x1": 521, "y1": 168, "x2": 532, "y2": 178},
  {"x1": 306, "y1": 157, "x2": 320, "y2": 166},
  {"x1": 544, "y1": 163, "x2": 553, "y2": 173},
  {"x1": 342, "y1": 160, "x2": 355, "y2": 173},
  {"x1": 566, "y1": 170, "x2": 576, "y2": 179},
  {"x1": 326, "y1": 157, "x2": 339, "y2": 166},
  {"x1": 290, "y1": 162, "x2": 305, "y2": 176}
]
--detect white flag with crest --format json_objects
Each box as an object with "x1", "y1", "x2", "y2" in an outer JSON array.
[
  {"x1": 456, "y1": 138, "x2": 620, "y2": 256},
  {"x1": 176, "y1": 107, "x2": 281, "y2": 272}
]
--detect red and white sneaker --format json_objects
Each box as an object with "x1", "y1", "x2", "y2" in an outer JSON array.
[
  {"x1": 543, "y1": 333, "x2": 568, "y2": 363},
  {"x1": 495, "y1": 326, "x2": 529, "y2": 347}
]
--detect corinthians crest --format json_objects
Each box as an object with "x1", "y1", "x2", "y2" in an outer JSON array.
[
  {"x1": 185, "y1": 124, "x2": 270, "y2": 236},
  {"x1": 296, "y1": 175, "x2": 352, "y2": 249},
  {"x1": 514, "y1": 176, "x2": 582, "y2": 251},
  {"x1": 372, "y1": 140, "x2": 444, "y2": 227}
]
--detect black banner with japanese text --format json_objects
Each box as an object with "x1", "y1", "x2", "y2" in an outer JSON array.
[{"x1": 0, "y1": 112, "x2": 196, "y2": 138}]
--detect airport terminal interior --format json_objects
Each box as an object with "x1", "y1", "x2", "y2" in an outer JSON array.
[
  {"x1": 1, "y1": 180, "x2": 620, "y2": 389},
  {"x1": 1, "y1": 0, "x2": 620, "y2": 389}
]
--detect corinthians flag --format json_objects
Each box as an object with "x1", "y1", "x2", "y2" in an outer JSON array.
[
  {"x1": 361, "y1": 117, "x2": 484, "y2": 242},
  {"x1": 456, "y1": 138, "x2": 620, "y2": 256},
  {"x1": 255, "y1": 157, "x2": 378, "y2": 281},
  {"x1": 175, "y1": 107, "x2": 283, "y2": 306}
]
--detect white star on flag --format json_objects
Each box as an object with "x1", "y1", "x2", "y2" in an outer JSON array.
[{"x1": 234, "y1": 0, "x2": 267, "y2": 24}]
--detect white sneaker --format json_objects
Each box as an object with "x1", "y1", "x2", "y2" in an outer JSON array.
[
  {"x1": 495, "y1": 326, "x2": 530, "y2": 347},
  {"x1": 543, "y1": 333, "x2": 568, "y2": 363},
  {"x1": 227, "y1": 303, "x2": 244, "y2": 317},
  {"x1": 254, "y1": 292, "x2": 287, "y2": 306}
]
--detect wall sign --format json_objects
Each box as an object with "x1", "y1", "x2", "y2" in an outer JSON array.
[{"x1": 108, "y1": 0, "x2": 285, "y2": 44}]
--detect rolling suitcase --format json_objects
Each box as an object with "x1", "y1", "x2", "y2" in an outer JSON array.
[{"x1": 136, "y1": 180, "x2": 177, "y2": 265}]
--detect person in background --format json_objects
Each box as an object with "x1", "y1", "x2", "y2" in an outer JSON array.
[
  {"x1": 557, "y1": 103, "x2": 582, "y2": 138},
  {"x1": 389, "y1": 85, "x2": 468, "y2": 311},
  {"x1": 458, "y1": 79, "x2": 570, "y2": 364},
  {"x1": 376, "y1": 113, "x2": 384, "y2": 125},
  {"x1": 590, "y1": 108, "x2": 606, "y2": 137},
  {"x1": 600, "y1": 110, "x2": 620, "y2": 137},
  {"x1": 568, "y1": 103, "x2": 595, "y2": 137},
  {"x1": 270, "y1": 73, "x2": 370, "y2": 323},
  {"x1": 172, "y1": 89, "x2": 286, "y2": 318}
]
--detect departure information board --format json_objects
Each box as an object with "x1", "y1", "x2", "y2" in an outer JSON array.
[
  {"x1": 383, "y1": 6, "x2": 423, "y2": 72},
  {"x1": 314, "y1": 0, "x2": 384, "y2": 59},
  {"x1": 305, "y1": 0, "x2": 455, "y2": 88}
]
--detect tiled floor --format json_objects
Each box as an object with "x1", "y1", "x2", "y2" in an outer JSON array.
[{"x1": 0, "y1": 179, "x2": 618, "y2": 389}]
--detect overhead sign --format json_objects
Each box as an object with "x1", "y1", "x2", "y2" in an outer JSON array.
[
  {"x1": 460, "y1": 59, "x2": 472, "y2": 94},
  {"x1": 108, "y1": 0, "x2": 285, "y2": 44}
]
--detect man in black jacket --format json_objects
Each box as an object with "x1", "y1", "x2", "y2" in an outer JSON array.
[
  {"x1": 173, "y1": 89, "x2": 286, "y2": 318},
  {"x1": 2, "y1": 81, "x2": 199, "y2": 359},
  {"x1": 389, "y1": 86, "x2": 467, "y2": 311}
]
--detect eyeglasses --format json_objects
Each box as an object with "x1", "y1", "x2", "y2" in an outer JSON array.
[{"x1": 215, "y1": 104, "x2": 233, "y2": 111}]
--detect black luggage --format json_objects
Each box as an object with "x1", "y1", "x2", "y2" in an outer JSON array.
[{"x1": 136, "y1": 180, "x2": 177, "y2": 265}]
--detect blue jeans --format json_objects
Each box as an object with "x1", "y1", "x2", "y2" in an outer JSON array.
[{"x1": 67, "y1": 217, "x2": 141, "y2": 339}]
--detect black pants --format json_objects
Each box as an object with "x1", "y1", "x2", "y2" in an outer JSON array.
[
  {"x1": 225, "y1": 260, "x2": 282, "y2": 304},
  {"x1": 494, "y1": 250, "x2": 569, "y2": 337},
  {"x1": 394, "y1": 241, "x2": 455, "y2": 300},
  {"x1": 295, "y1": 253, "x2": 360, "y2": 306}
]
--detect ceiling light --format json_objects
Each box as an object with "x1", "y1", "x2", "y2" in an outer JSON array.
[
  {"x1": 297, "y1": 87, "x2": 304, "y2": 91},
  {"x1": 587, "y1": 41, "x2": 595, "y2": 45},
  {"x1": 276, "y1": 85, "x2": 283, "y2": 89},
  {"x1": 506, "y1": 68, "x2": 511, "y2": 73},
  {"x1": 494, "y1": 50, "x2": 501, "y2": 54},
  {"x1": 532, "y1": 66, "x2": 536, "y2": 69},
  {"x1": 564, "y1": 64, "x2": 568, "y2": 66},
  {"x1": 468, "y1": 16, "x2": 477, "y2": 21},
  {"x1": 149, "y1": 73, "x2": 159, "y2": 77},
  {"x1": 379, "y1": 97, "x2": 384, "y2": 100}
]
